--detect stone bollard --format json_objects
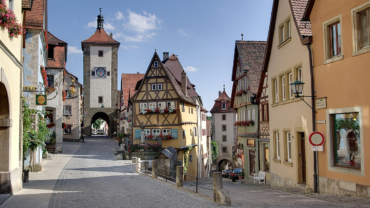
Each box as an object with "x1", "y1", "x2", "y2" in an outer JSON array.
[
  {"x1": 176, "y1": 166, "x2": 184, "y2": 188},
  {"x1": 213, "y1": 172, "x2": 231, "y2": 206},
  {"x1": 136, "y1": 158, "x2": 141, "y2": 173},
  {"x1": 152, "y1": 161, "x2": 158, "y2": 179},
  {"x1": 132, "y1": 157, "x2": 137, "y2": 164}
]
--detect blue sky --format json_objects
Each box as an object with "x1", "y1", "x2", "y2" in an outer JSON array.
[{"x1": 48, "y1": 0, "x2": 273, "y2": 114}]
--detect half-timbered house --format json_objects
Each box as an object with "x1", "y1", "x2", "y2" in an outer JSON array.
[
  {"x1": 130, "y1": 51, "x2": 199, "y2": 177},
  {"x1": 230, "y1": 40, "x2": 266, "y2": 178}
]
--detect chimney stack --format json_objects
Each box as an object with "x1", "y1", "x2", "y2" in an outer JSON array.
[
  {"x1": 163, "y1": 52, "x2": 169, "y2": 60},
  {"x1": 181, "y1": 71, "x2": 187, "y2": 96},
  {"x1": 110, "y1": 32, "x2": 113, "y2": 38},
  {"x1": 219, "y1": 91, "x2": 221, "y2": 97}
]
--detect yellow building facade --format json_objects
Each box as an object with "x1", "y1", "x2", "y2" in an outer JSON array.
[{"x1": 131, "y1": 52, "x2": 199, "y2": 177}]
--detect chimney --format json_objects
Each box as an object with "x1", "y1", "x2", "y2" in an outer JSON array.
[
  {"x1": 219, "y1": 91, "x2": 221, "y2": 97},
  {"x1": 110, "y1": 32, "x2": 113, "y2": 38},
  {"x1": 181, "y1": 71, "x2": 187, "y2": 96},
  {"x1": 163, "y1": 52, "x2": 169, "y2": 60}
]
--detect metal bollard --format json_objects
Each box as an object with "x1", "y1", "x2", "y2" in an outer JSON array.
[
  {"x1": 176, "y1": 166, "x2": 184, "y2": 188},
  {"x1": 152, "y1": 161, "x2": 158, "y2": 179}
]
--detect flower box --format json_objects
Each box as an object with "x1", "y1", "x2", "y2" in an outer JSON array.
[{"x1": 234, "y1": 120, "x2": 254, "y2": 127}]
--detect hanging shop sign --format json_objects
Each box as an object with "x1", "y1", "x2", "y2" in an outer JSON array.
[{"x1": 36, "y1": 94, "x2": 47, "y2": 105}]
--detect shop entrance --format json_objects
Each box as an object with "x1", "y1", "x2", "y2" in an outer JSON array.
[
  {"x1": 249, "y1": 151, "x2": 256, "y2": 176},
  {"x1": 0, "y1": 83, "x2": 10, "y2": 193}
]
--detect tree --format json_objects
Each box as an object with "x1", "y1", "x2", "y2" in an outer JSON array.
[
  {"x1": 211, "y1": 140, "x2": 218, "y2": 162},
  {"x1": 206, "y1": 116, "x2": 212, "y2": 121},
  {"x1": 93, "y1": 118, "x2": 104, "y2": 129}
]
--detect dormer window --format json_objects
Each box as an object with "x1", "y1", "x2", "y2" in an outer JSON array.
[
  {"x1": 154, "y1": 61, "x2": 159, "y2": 68},
  {"x1": 48, "y1": 45, "x2": 55, "y2": 59},
  {"x1": 222, "y1": 102, "x2": 226, "y2": 110}
]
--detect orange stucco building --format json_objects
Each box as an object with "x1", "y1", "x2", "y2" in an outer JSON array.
[{"x1": 304, "y1": 0, "x2": 370, "y2": 198}]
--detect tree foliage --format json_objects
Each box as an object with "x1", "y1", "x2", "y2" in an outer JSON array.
[
  {"x1": 206, "y1": 116, "x2": 212, "y2": 121},
  {"x1": 93, "y1": 118, "x2": 104, "y2": 129},
  {"x1": 211, "y1": 140, "x2": 218, "y2": 162}
]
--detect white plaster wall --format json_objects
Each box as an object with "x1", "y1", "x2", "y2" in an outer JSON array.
[
  {"x1": 214, "y1": 113, "x2": 235, "y2": 157},
  {"x1": 90, "y1": 46, "x2": 112, "y2": 108}
]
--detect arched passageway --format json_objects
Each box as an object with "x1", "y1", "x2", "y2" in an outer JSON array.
[
  {"x1": 91, "y1": 112, "x2": 109, "y2": 136},
  {"x1": 0, "y1": 83, "x2": 10, "y2": 193},
  {"x1": 218, "y1": 159, "x2": 232, "y2": 171}
]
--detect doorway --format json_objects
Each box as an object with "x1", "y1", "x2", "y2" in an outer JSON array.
[
  {"x1": 249, "y1": 151, "x2": 255, "y2": 176},
  {"x1": 298, "y1": 132, "x2": 306, "y2": 184}
]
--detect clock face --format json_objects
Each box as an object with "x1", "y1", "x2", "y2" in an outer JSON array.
[{"x1": 96, "y1": 68, "x2": 106, "y2": 77}]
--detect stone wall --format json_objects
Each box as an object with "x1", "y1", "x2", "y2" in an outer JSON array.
[
  {"x1": 124, "y1": 151, "x2": 160, "y2": 160},
  {"x1": 319, "y1": 176, "x2": 370, "y2": 199}
]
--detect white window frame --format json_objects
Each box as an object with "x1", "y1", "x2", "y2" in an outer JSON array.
[
  {"x1": 274, "y1": 79, "x2": 278, "y2": 103},
  {"x1": 276, "y1": 132, "x2": 280, "y2": 160},
  {"x1": 247, "y1": 110, "x2": 251, "y2": 121},
  {"x1": 222, "y1": 102, "x2": 226, "y2": 110},
  {"x1": 252, "y1": 109, "x2": 255, "y2": 121},
  {"x1": 152, "y1": 129, "x2": 161, "y2": 136},
  {"x1": 154, "y1": 61, "x2": 159, "y2": 68},
  {"x1": 158, "y1": 84, "x2": 163, "y2": 90},
  {"x1": 158, "y1": 102, "x2": 165, "y2": 110},
  {"x1": 352, "y1": 2, "x2": 370, "y2": 56},
  {"x1": 64, "y1": 105, "x2": 72, "y2": 116},
  {"x1": 287, "y1": 132, "x2": 291, "y2": 162},
  {"x1": 140, "y1": 103, "x2": 147, "y2": 111},
  {"x1": 296, "y1": 68, "x2": 303, "y2": 96},
  {"x1": 289, "y1": 72, "x2": 293, "y2": 99},
  {"x1": 151, "y1": 84, "x2": 156, "y2": 90},
  {"x1": 163, "y1": 129, "x2": 171, "y2": 135},
  {"x1": 282, "y1": 75, "x2": 286, "y2": 101},
  {"x1": 167, "y1": 101, "x2": 175, "y2": 109},
  {"x1": 144, "y1": 129, "x2": 151, "y2": 136},
  {"x1": 149, "y1": 102, "x2": 156, "y2": 111}
]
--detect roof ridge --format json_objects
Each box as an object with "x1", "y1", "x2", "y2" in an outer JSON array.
[{"x1": 48, "y1": 31, "x2": 67, "y2": 44}]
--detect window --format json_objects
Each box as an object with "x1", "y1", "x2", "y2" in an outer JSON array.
[
  {"x1": 279, "y1": 24, "x2": 285, "y2": 44},
  {"x1": 287, "y1": 18, "x2": 291, "y2": 38},
  {"x1": 352, "y1": 3, "x2": 370, "y2": 55},
  {"x1": 48, "y1": 45, "x2": 54, "y2": 59},
  {"x1": 158, "y1": 84, "x2": 162, "y2": 90},
  {"x1": 152, "y1": 129, "x2": 160, "y2": 137},
  {"x1": 281, "y1": 75, "x2": 286, "y2": 101},
  {"x1": 149, "y1": 102, "x2": 156, "y2": 111},
  {"x1": 107, "y1": 71, "x2": 110, "y2": 76},
  {"x1": 275, "y1": 132, "x2": 280, "y2": 160},
  {"x1": 158, "y1": 102, "x2": 165, "y2": 110},
  {"x1": 151, "y1": 84, "x2": 156, "y2": 90},
  {"x1": 332, "y1": 112, "x2": 361, "y2": 169},
  {"x1": 163, "y1": 129, "x2": 171, "y2": 135},
  {"x1": 273, "y1": 78, "x2": 278, "y2": 103},
  {"x1": 247, "y1": 110, "x2": 251, "y2": 121},
  {"x1": 222, "y1": 102, "x2": 226, "y2": 110},
  {"x1": 64, "y1": 124, "x2": 72, "y2": 134},
  {"x1": 182, "y1": 129, "x2": 186, "y2": 138},
  {"x1": 64, "y1": 105, "x2": 72, "y2": 116},
  {"x1": 222, "y1": 125, "x2": 226, "y2": 131},
  {"x1": 98, "y1": 50, "x2": 103, "y2": 57},
  {"x1": 98, "y1": 96, "x2": 103, "y2": 103},
  {"x1": 167, "y1": 101, "x2": 175, "y2": 109},
  {"x1": 296, "y1": 68, "x2": 303, "y2": 96},
  {"x1": 154, "y1": 61, "x2": 159, "y2": 68},
  {"x1": 140, "y1": 103, "x2": 147, "y2": 111},
  {"x1": 193, "y1": 127, "x2": 197, "y2": 136},
  {"x1": 222, "y1": 147, "x2": 227, "y2": 153},
  {"x1": 91, "y1": 71, "x2": 95, "y2": 76},
  {"x1": 252, "y1": 109, "x2": 255, "y2": 121},
  {"x1": 262, "y1": 104, "x2": 269, "y2": 121},
  {"x1": 46, "y1": 75, "x2": 54, "y2": 88},
  {"x1": 279, "y1": 17, "x2": 291, "y2": 45},
  {"x1": 222, "y1": 115, "x2": 226, "y2": 120},
  {"x1": 182, "y1": 102, "x2": 185, "y2": 112},
  {"x1": 286, "y1": 132, "x2": 292, "y2": 162},
  {"x1": 222, "y1": 135, "x2": 227, "y2": 142},
  {"x1": 288, "y1": 72, "x2": 293, "y2": 99},
  {"x1": 9, "y1": 0, "x2": 14, "y2": 11},
  {"x1": 144, "y1": 129, "x2": 151, "y2": 136},
  {"x1": 328, "y1": 21, "x2": 342, "y2": 58},
  {"x1": 191, "y1": 108, "x2": 193, "y2": 114}
]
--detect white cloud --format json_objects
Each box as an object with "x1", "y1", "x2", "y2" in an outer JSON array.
[
  {"x1": 177, "y1": 28, "x2": 188, "y2": 36},
  {"x1": 123, "y1": 10, "x2": 161, "y2": 33},
  {"x1": 115, "y1": 11, "x2": 124, "y2": 20},
  {"x1": 122, "y1": 32, "x2": 157, "y2": 42},
  {"x1": 122, "y1": 45, "x2": 139, "y2": 50},
  {"x1": 184, "y1": 66, "x2": 198, "y2": 72},
  {"x1": 68, "y1": 46, "x2": 82, "y2": 54},
  {"x1": 87, "y1": 19, "x2": 115, "y2": 30}
]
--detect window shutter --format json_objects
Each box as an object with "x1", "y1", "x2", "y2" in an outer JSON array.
[
  {"x1": 134, "y1": 129, "x2": 141, "y2": 139},
  {"x1": 171, "y1": 129, "x2": 178, "y2": 139}
]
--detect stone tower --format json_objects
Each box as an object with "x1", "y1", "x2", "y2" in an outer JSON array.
[{"x1": 81, "y1": 9, "x2": 120, "y2": 136}]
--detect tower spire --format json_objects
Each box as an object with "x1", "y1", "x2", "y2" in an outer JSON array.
[
  {"x1": 223, "y1": 84, "x2": 225, "y2": 92},
  {"x1": 97, "y1": 8, "x2": 104, "y2": 29}
]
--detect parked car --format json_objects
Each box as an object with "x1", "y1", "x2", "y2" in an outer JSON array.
[
  {"x1": 97, "y1": 130, "x2": 104, "y2": 135},
  {"x1": 230, "y1": 168, "x2": 244, "y2": 182},
  {"x1": 222, "y1": 169, "x2": 231, "y2": 178}
]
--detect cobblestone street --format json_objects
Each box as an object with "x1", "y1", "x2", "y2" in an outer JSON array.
[{"x1": 2, "y1": 136, "x2": 370, "y2": 208}]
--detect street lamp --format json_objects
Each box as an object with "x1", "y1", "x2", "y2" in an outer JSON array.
[{"x1": 289, "y1": 79, "x2": 318, "y2": 193}]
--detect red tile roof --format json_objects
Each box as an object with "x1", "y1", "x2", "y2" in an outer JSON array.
[
  {"x1": 81, "y1": 29, "x2": 120, "y2": 49},
  {"x1": 24, "y1": 0, "x2": 45, "y2": 29},
  {"x1": 121, "y1": 73, "x2": 145, "y2": 108},
  {"x1": 290, "y1": 0, "x2": 312, "y2": 37},
  {"x1": 46, "y1": 32, "x2": 67, "y2": 69},
  {"x1": 210, "y1": 91, "x2": 236, "y2": 114}
]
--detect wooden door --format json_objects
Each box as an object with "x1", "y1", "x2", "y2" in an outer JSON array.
[
  {"x1": 249, "y1": 151, "x2": 255, "y2": 175},
  {"x1": 300, "y1": 133, "x2": 306, "y2": 183}
]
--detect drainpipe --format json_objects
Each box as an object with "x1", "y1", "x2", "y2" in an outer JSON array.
[{"x1": 307, "y1": 43, "x2": 318, "y2": 193}]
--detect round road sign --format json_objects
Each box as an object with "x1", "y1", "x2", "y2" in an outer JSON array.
[{"x1": 309, "y1": 131, "x2": 325, "y2": 146}]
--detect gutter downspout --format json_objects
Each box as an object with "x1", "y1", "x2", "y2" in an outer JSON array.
[{"x1": 307, "y1": 43, "x2": 318, "y2": 193}]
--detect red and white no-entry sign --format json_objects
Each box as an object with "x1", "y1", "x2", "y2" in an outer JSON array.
[{"x1": 309, "y1": 131, "x2": 325, "y2": 146}]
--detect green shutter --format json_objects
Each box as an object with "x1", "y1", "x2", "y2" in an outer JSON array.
[
  {"x1": 134, "y1": 129, "x2": 141, "y2": 139},
  {"x1": 171, "y1": 129, "x2": 178, "y2": 139}
]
